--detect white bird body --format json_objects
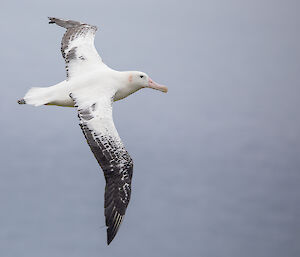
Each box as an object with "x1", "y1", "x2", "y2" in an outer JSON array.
[
  {"x1": 24, "y1": 69, "x2": 147, "y2": 107},
  {"x1": 18, "y1": 17, "x2": 167, "y2": 245}
]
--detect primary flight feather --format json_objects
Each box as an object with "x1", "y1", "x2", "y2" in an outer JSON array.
[{"x1": 18, "y1": 17, "x2": 168, "y2": 245}]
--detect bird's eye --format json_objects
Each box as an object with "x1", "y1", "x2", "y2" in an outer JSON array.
[{"x1": 140, "y1": 75, "x2": 144, "y2": 78}]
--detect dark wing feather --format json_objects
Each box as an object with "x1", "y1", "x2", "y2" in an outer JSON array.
[
  {"x1": 48, "y1": 17, "x2": 105, "y2": 79},
  {"x1": 72, "y1": 94, "x2": 133, "y2": 245}
]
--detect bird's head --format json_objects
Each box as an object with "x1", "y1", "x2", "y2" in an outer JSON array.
[
  {"x1": 128, "y1": 71, "x2": 168, "y2": 93},
  {"x1": 114, "y1": 71, "x2": 167, "y2": 101}
]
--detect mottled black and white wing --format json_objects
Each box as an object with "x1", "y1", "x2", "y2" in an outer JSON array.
[
  {"x1": 48, "y1": 17, "x2": 106, "y2": 79},
  {"x1": 70, "y1": 92, "x2": 133, "y2": 245}
]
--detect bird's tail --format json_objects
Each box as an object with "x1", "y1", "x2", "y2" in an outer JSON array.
[{"x1": 17, "y1": 87, "x2": 51, "y2": 106}]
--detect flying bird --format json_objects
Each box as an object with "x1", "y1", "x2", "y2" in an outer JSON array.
[{"x1": 18, "y1": 17, "x2": 168, "y2": 245}]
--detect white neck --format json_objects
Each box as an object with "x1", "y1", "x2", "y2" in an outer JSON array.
[{"x1": 113, "y1": 71, "x2": 143, "y2": 101}]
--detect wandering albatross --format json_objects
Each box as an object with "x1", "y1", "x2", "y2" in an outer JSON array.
[{"x1": 18, "y1": 17, "x2": 168, "y2": 245}]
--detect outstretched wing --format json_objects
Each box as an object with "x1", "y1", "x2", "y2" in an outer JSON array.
[
  {"x1": 70, "y1": 92, "x2": 133, "y2": 245},
  {"x1": 48, "y1": 17, "x2": 107, "y2": 79}
]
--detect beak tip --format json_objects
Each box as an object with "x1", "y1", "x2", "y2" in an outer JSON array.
[{"x1": 148, "y1": 78, "x2": 168, "y2": 93}]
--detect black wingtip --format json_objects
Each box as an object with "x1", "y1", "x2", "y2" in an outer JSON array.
[
  {"x1": 48, "y1": 17, "x2": 55, "y2": 24},
  {"x1": 106, "y1": 227, "x2": 116, "y2": 245},
  {"x1": 106, "y1": 214, "x2": 124, "y2": 245},
  {"x1": 107, "y1": 234, "x2": 113, "y2": 245}
]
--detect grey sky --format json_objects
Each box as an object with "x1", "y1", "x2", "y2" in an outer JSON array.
[{"x1": 1, "y1": 0, "x2": 300, "y2": 256}]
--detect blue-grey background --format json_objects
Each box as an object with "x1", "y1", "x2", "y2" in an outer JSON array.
[{"x1": 1, "y1": 1, "x2": 299, "y2": 256}]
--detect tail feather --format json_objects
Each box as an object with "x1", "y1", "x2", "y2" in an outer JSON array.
[
  {"x1": 18, "y1": 87, "x2": 51, "y2": 107},
  {"x1": 17, "y1": 99, "x2": 26, "y2": 104},
  {"x1": 17, "y1": 81, "x2": 73, "y2": 107}
]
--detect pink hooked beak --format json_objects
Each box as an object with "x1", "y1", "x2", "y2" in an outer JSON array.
[{"x1": 148, "y1": 78, "x2": 168, "y2": 93}]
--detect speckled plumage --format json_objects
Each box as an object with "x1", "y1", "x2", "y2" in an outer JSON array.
[{"x1": 18, "y1": 17, "x2": 167, "y2": 245}]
